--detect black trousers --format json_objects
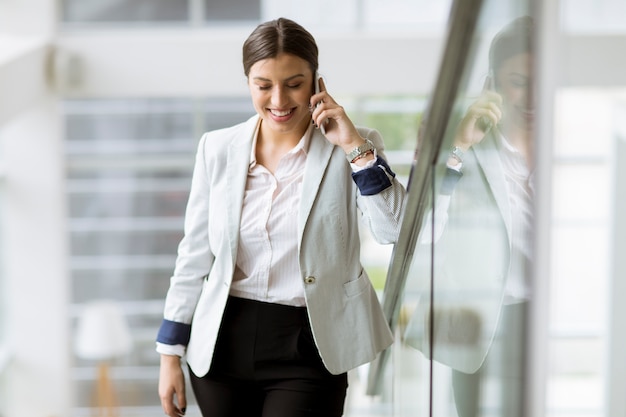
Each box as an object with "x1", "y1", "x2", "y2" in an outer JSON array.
[
  {"x1": 452, "y1": 302, "x2": 528, "y2": 417},
  {"x1": 189, "y1": 296, "x2": 348, "y2": 417}
]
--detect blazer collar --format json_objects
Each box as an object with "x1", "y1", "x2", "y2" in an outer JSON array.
[
  {"x1": 224, "y1": 115, "x2": 335, "y2": 255},
  {"x1": 298, "y1": 129, "x2": 334, "y2": 239},
  {"x1": 226, "y1": 115, "x2": 259, "y2": 264}
]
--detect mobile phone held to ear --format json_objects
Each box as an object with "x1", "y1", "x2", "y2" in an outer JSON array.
[
  {"x1": 314, "y1": 71, "x2": 326, "y2": 134},
  {"x1": 476, "y1": 116, "x2": 493, "y2": 133},
  {"x1": 476, "y1": 72, "x2": 495, "y2": 132}
]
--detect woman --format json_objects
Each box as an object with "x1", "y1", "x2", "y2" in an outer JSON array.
[
  {"x1": 405, "y1": 16, "x2": 534, "y2": 417},
  {"x1": 448, "y1": 16, "x2": 534, "y2": 417},
  {"x1": 156, "y1": 18, "x2": 406, "y2": 417}
]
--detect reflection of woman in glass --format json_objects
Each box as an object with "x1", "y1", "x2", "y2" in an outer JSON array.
[
  {"x1": 406, "y1": 16, "x2": 534, "y2": 417},
  {"x1": 448, "y1": 16, "x2": 534, "y2": 417}
]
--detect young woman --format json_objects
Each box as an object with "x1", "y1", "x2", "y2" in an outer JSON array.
[
  {"x1": 156, "y1": 18, "x2": 406, "y2": 417},
  {"x1": 447, "y1": 16, "x2": 534, "y2": 417},
  {"x1": 404, "y1": 16, "x2": 534, "y2": 417}
]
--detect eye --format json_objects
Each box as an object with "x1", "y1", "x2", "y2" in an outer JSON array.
[
  {"x1": 287, "y1": 83, "x2": 303, "y2": 89},
  {"x1": 509, "y1": 75, "x2": 528, "y2": 88},
  {"x1": 258, "y1": 85, "x2": 271, "y2": 91}
]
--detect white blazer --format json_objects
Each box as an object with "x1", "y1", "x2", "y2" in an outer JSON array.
[
  {"x1": 162, "y1": 115, "x2": 406, "y2": 376},
  {"x1": 404, "y1": 132, "x2": 512, "y2": 374}
]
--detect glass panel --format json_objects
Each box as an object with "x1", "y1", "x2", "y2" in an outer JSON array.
[
  {"x1": 61, "y1": 0, "x2": 190, "y2": 23},
  {"x1": 379, "y1": 0, "x2": 535, "y2": 415},
  {"x1": 0, "y1": 131, "x2": 6, "y2": 412}
]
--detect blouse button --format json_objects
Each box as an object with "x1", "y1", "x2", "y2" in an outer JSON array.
[{"x1": 304, "y1": 276, "x2": 316, "y2": 285}]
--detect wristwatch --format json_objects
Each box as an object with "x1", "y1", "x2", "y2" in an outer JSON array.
[
  {"x1": 449, "y1": 146, "x2": 464, "y2": 164},
  {"x1": 346, "y1": 139, "x2": 375, "y2": 163}
]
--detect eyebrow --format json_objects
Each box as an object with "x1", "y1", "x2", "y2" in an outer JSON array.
[{"x1": 252, "y1": 74, "x2": 306, "y2": 82}]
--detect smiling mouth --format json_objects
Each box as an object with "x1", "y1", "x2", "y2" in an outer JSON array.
[
  {"x1": 517, "y1": 106, "x2": 534, "y2": 117},
  {"x1": 269, "y1": 108, "x2": 294, "y2": 117}
]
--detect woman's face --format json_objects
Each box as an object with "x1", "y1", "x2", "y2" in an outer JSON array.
[
  {"x1": 495, "y1": 52, "x2": 534, "y2": 132},
  {"x1": 248, "y1": 53, "x2": 314, "y2": 138}
]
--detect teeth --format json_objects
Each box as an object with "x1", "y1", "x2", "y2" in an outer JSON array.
[{"x1": 270, "y1": 109, "x2": 292, "y2": 117}]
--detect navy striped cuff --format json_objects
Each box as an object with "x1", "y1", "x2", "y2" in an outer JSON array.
[
  {"x1": 440, "y1": 167, "x2": 463, "y2": 195},
  {"x1": 351, "y1": 157, "x2": 396, "y2": 196},
  {"x1": 156, "y1": 319, "x2": 192, "y2": 346}
]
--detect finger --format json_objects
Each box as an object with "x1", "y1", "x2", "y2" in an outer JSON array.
[
  {"x1": 471, "y1": 97, "x2": 502, "y2": 122},
  {"x1": 476, "y1": 116, "x2": 492, "y2": 133},
  {"x1": 474, "y1": 93, "x2": 501, "y2": 109},
  {"x1": 160, "y1": 395, "x2": 177, "y2": 417},
  {"x1": 162, "y1": 399, "x2": 186, "y2": 417},
  {"x1": 315, "y1": 104, "x2": 335, "y2": 129},
  {"x1": 473, "y1": 108, "x2": 499, "y2": 127},
  {"x1": 159, "y1": 383, "x2": 185, "y2": 417},
  {"x1": 484, "y1": 90, "x2": 503, "y2": 105},
  {"x1": 176, "y1": 384, "x2": 187, "y2": 415},
  {"x1": 318, "y1": 75, "x2": 327, "y2": 93}
]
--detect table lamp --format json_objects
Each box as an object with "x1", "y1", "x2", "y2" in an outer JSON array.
[{"x1": 75, "y1": 300, "x2": 133, "y2": 417}]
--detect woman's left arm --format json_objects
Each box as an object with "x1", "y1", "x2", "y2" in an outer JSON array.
[
  {"x1": 310, "y1": 80, "x2": 406, "y2": 244},
  {"x1": 351, "y1": 129, "x2": 406, "y2": 244}
]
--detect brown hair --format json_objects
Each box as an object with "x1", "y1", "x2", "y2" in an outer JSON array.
[
  {"x1": 488, "y1": 16, "x2": 533, "y2": 75},
  {"x1": 242, "y1": 17, "x2": 319, "y2": 77}
]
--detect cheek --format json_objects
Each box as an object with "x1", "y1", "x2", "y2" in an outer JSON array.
[
  {"x1": 503, "y1": 87, "x2": 526, "y2": 106},
  {"x1": 249, "y1": 90, "x2": 267, "y2": 107}
]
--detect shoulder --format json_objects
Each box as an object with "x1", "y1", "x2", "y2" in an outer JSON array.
[
  {"x1": 191, "y1": 115, "x2": 257, "y2": 174},
  {"x1": 200, "y1": 114, "x2": 258, "y2": 149}
]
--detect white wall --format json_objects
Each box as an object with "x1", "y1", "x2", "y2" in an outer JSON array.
[
  {"x1": 0, "y1": 2, "x2": 70, "y2": 416},
  {"x1": 56, "y1": 31, "x2": 444, "y2": 98},
  {"x1": 0, "y1": 98, "x2": 70, "y2": 417}
]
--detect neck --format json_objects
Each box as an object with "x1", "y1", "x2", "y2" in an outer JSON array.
[
  {"x1": 258, "y1": 119, "x2": 308, "y2": 148},
  {"x1": 255, "y1": 120, "x2": 307, "y2": 174},
  {"x1": 501, "y1": 123, "x2": 534, "y2": 168}
]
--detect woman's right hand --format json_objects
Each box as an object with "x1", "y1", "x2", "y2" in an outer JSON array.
[
  {"x1": 159, "y1": 354, "x2": 187, "y2": 417},
  {"x1": 454, "y1": 90, "x2": 503, "y2": 151}
]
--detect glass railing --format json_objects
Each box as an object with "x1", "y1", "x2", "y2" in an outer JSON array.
[
  {"x1": 0, "y1": 134, "x2": 7, "y2": 414},
  {"x1": 368, "y1": 0, "x2": 535, "y2": 416}
]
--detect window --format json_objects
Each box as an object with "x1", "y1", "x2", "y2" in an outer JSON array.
[
  {"x1": 66, "y1": 97, "x2": 255, "y2": 414},
  {"x1": 61, "y1": 0, "x2": 190, "y2": 23},
  {"x1": 60, "y1": 0, "x2": 262, "y2": 25},
  {"x1": 204, "y1": 0, "x2": 261, "y2": 22}
]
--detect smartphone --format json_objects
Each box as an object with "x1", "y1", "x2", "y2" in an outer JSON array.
[
  {"x1": 314, "y1": 71, "x2": 326, "y2": 134},
  {"x1": 476, "y1": 72, "x2": 495, "y2": 133}
]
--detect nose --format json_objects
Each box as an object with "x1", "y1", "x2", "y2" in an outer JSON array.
[
  {"x1": 271, "y1": 86, "x2": 289, "y2": 107},
  {"x1": 526, "y1": 81, "x2": 534, "y2": 109}
]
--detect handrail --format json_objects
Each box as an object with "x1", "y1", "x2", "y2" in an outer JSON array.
[{"x1": 366, "y1": 0, "x2": 486, "y2": 395}]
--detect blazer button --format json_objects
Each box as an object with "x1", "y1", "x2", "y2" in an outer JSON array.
[{"x1": 304, "y1": 276, "x2": 316, "y2": 284}]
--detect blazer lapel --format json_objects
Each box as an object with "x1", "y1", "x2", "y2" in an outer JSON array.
[
  {"x1": 226, "y1": 116, "x2": 258, "y2": 265},
  {"x1": 298, "y1": 130, "x2": 334, "y2": 240},
  {"x1": 473, "y1": 133, "x2": 513, "y2": 240}
]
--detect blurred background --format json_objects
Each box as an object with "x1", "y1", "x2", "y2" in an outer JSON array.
[{"x1": 1, "y1": 0, "x2": 625, "y2": 416}]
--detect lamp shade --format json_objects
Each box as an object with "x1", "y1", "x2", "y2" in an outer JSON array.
[{"x1": 75, "y1": 300, "x2": 133, "y2": 360}]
